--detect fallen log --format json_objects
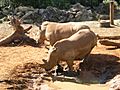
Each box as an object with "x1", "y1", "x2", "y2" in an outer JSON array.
[
  {"x1": 0, "y1": 31, "x2": 20, "y2": 46},
  {"x1": 0, "y1": 16, "x2": 32, "y2": 46},
  {"x1": 99, "y1": 40, "x2": 120, "y2": 48}
]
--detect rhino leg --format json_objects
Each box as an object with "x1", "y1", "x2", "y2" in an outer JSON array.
[
  {"x1": 83, "y1": 48, "x2": 94, "y2": 62},
  {"x1": 66, "y1": 60, "x2": 74, "y2": 71},
  {"x1": 49, "y1": 35, "x2": 56, "y2": 46}
]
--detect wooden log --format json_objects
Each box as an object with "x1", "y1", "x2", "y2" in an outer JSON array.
[
  {"x1": 110, "y1": 0, "x2": 114, "y2": 25},
  {"x1": 99, "y1": 40, "x2": 120, "y2": 47},
  {"x1": 0, "y1": 17, "x2": 32, "y2": 46}
]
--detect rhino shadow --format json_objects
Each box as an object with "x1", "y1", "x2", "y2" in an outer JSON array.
[{"x1": 53, "y1": 54, "x2": 120, "y2": 84}]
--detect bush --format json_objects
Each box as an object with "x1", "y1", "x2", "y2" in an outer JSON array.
[
  {"x1": 0, "y1": 0, "x2": 10, "y2": 7},
  {"x1": 0, "y1": 0, "x2": 119, "y2": 9},
  {"x1": 8, "y1": 0, "x2": 70, "y2": 9},
  {"x1": 0, "y1": 0, "x2": 102, "y2": 9}
]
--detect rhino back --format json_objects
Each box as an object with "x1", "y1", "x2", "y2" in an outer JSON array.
[
  {"x1": 44, "y1": 22, "x2": 91, "y2": 46},
  {"x1": 53, "y1": 29, "x2": 97, "y2": 60},
  {"x1": 45, "y1": 23, "x2": 75, "y2": 45}
]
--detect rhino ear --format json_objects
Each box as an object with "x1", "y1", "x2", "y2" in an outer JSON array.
[
  {"x1": 52, "y1": 47, "x2": 57, "y2": 51},
  {"x1": 50, "y1": 47, "x2": 57, "y2": 53}
]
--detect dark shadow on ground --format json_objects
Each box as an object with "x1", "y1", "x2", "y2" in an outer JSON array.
[
  {"x1": 79, "y1": 54, "x2": 120, "y2": 84},
  {"x1": 99, "y1": 40, "x2": 120, "y2": 49},
  {"x1": 55, "y1": 54, "x2": 120, "y2": 84},
  {"x1": 0, "y1": 54, "x2": 120, "y2": 89},
  {"x1": 0, "y1": 37, "x2": 39, "y2": 47}
]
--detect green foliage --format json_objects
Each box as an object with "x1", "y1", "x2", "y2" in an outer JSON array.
[
  {"x1": 0, "y1": 0, "x2": 119, "y2": 9},
  {"x1": 0, "y1": 0, "x2": 10, "y2": 7},
  {"x1": 69, "y1": 0, "x2": 100, "y2": 6},
  {"x1": 103, "y1": 0, "x2": 110, "y2": 4},
  {"x1": 50, "y1": 0, "x2": 70, "y2": 9},
  {"x1": 0, "y1": 0, "x2": 101, "y2": 9},
  {"x1": 8, "y1": 0, "x2": 70, "y2": 9},
  {"x1": 103, "y1": 0, "x2": 118, "y2": 8}
]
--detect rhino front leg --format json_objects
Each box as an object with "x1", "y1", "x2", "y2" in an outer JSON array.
[
  {"x1": 65, "y1": 60, "x2": 80, "y2": 77},
  {"x1": 66, "y1": 60, "x2": 74, "y2": 71}
]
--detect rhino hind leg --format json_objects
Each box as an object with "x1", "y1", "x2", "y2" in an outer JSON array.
[
  {"x1": 83, "y1": 47, "x2": 95, "y2": 62},
  {"x1": 63, "y1": 60, "x2": 80, "y2": 77}
]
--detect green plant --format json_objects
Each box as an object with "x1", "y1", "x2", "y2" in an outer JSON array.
[
  {"x1": 0, "y1": 0, "x2": 11, "y2": 7},
  {"x1": 103, "y1": 0, "x2": 118, "y2": 6}
]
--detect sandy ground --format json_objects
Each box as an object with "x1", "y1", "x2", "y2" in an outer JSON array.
[
  {"x1": 0, "y1": 45, "x2": 114, "y2": 90},
  {"x1": 0, "y1": 20, "x2": 120, "y2": 90}
]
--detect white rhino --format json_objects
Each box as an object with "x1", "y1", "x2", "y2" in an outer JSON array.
[
  {"x1": 38, "y1": 21, "x2": 90, "y2": 46},
  {"x1": 40, "y1": 29, "x2": 97, "y2": 71}
]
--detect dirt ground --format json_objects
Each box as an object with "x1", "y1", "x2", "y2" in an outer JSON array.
[{"x1": 0, "y1": 20, "x2": 120, "y2": 90}]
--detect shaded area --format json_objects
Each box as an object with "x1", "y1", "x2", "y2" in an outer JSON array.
[
  {"x1": 0, "y1": 53, "x2": 119, "y2": 89},
  {"x1": 0, "y1": 62, "x2": 52, "y2": 90},
  {"x1": 2, "y1": 36, "x2": 38, "y2": 47},
  {"x1": 55, "y1": 54, "x2": 120, "y2": 84},
  {"x1": 80, "y1": 54, "x2": 120, "y2": 84}
]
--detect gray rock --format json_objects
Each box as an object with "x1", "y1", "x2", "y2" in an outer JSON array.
[
  {"x1": 70, "y1": 3, "x2": 85, "y2": 12},
  {"x1": 109, "y1": 75, "x2": 120, "y2": 90},
  {"x1": 0, "y1": 11, "x2": 5, "y2": 19},
  {"x1": 6, "y1": 3, "x2": 94, "y2": 24},
  {"x1": 68, "y1": 3, "x2": 93, "y2": 21},
  {"x1": 15, "y1": 6, "x2": 34, "y2": 13}
]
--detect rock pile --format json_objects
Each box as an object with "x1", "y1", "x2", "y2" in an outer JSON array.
[
  {"x1": 17, "y1": 3, "x2": 94, "y2": 23},
  {"x1": 0, "y1": 3, "x2": 94, "y2": 24}
]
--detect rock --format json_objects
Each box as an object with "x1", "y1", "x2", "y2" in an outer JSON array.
[
  {"x1": 22, "y1": 19, "x2": 34, "y2": 24},
  {"x1": 70, "y1": 3, "x2": 85, "y2": 12},
  {"x1": 15, "y1": 6, "x2": 34, "y2": 13},
  {"x1": 95, "y1": 3, "x2": 109, "y2": 14},
  {"x1": 1, "y1": 3, "x2": 95, "y2": 24},
  {"x1": 0, "y1": 11, "x2": 5, "y2": 19},
  {"x1": 20, "y1": 3, "x2": 94, "y2": 23},
  {"x1": 21, "y1": 11, "x2": 34, "y2": 20},
  {"x1": 98, "y1": 14, "x2": 109, "y2": 20},
  {"x1": 99, "y1": 20, "x2": 110, "y2": 27},
  {"x1": 68, "y1": 3, "x2": 93, "y2": 21},
  {"x1": 16, "y1": 12, "x2": 25, "y2": 18},
  {"x1": 109, "y1": 75, "x2": 120, "y2": 90},
  {"x1": 0, "y1": 20, "x2": 3, "y2": 23}
]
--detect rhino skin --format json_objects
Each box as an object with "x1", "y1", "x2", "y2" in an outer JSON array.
[
  {"x1": 40, "y1": 29, "x2": 97, "y2": 71},
  {"x1": 38, "y1": 21, "x2": 90, "y2": 46}
]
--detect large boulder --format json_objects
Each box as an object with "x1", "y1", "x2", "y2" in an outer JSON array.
[
  {"x1": 68, "y1": 3, "x2": 93, "y2": 21},
  {"x1": 0, "y1": 3, "x2": 95, "y2": 24},
  {"x1": 14, "y1": 3, "x2": 94, "y2": 23}
]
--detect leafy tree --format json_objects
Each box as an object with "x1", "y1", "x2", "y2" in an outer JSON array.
[{"x1": 0, "y1": 0, "x2": 119, "y2": 9}]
